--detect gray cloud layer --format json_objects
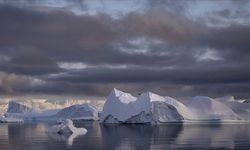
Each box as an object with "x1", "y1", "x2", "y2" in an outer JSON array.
[{"x1": 0, "y1": 0, "x2": 250, "y2": 99}]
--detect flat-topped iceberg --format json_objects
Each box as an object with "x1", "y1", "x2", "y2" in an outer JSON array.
[
  {"x1": 4, "y1": 101, "x2": 33, "y2": 118},
  {"x1": 0, "y1": 101, "x2": 32, "y2": 123}
]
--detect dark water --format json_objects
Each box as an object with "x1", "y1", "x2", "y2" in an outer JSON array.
[{"x1": 0, "y1": 122, "x2": 250, "y2": 150}]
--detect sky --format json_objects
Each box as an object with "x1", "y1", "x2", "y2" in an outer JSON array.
[{"x1": 0, "y1": 0, "x2": 250, "y2": 99}]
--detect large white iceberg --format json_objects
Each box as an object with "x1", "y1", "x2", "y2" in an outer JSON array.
[
  {"x1": 100, "y1": 89, "x2": 195, "y2": 124},
  {"x1": 100, "y1": 89, "x2": 246, "y2": 124},
  {"x1": 100, "y1": 88, "x2": 138, "y2": 123}
]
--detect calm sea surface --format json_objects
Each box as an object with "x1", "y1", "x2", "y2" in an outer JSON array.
[{"x1": 0, "y1": 121, "x2": 250, "y2": 150}]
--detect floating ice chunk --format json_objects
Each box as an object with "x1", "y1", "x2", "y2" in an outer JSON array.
[
  {"x1": 49, "y1": 119, "x2": 87, "y2": 135},
  {"x1": 48, "y1": 119, "x2": 87, "y2": 146},
  {"x1": 48, "y1": 119, "x2": 87, "y2": 145}
]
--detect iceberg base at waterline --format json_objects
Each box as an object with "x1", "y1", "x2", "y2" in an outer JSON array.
[{"x1": 0, "y1": 116, "x2": 24, "y2": 123}]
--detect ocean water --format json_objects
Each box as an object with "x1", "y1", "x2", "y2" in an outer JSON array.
[{"x1": 0, "y1": 121, "x2": 250, "y2": 150}]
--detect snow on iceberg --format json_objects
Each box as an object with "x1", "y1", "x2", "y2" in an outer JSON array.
[
  {"x1": 100, "y1": 89, "x2": 195, "y2": 124},
  {"x1": 161, "y1": 96, "x2": 195, "y2": 120},
  {"x1": 100, "y1": 88, "x2": 138, "y2": 123},
  {"x1": 186, "y1": 96, "x2": 241, "y2": 121},
  {"x1": 133, "y1": 92, "x2": 187, "y2": 123}
]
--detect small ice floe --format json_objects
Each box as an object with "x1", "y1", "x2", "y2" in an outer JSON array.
[
  {"x1": 0, "y1": 116, "x2": 24, "y2": 123},
  {"x1": 48, "y1": 119, "x2": 87, "y2": 146}
]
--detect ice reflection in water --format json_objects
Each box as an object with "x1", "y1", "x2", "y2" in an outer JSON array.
[
  {"x1": 0, "y1": 122, "x2": 250, "y2": 150},
  {"x1": 48, "y1": 131, "x2": 84, "y2": 146}
]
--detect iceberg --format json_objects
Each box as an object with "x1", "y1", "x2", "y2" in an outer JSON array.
[
  {"x1": 49, "y1": 119, "x2": 87, "y2": 135},
  {"x1": 215, "y1": 96, "x2": 250, "y2": 120},
  {"x1": 101, "y1": 89, "x2": 247, "y2": 124},
  {"x1": 0, "y1": 101, "x2": 32, "y2": 122},
  {"x1": 0, "y1": 100, "x2": 101, "y2": 121},
  {"x1": 0, "y1": 98, "x2": 104, "y2": 118},
  {"x1": 2, "y1": 89, "x2": 250, "y2": 124},
  {"x1": 54, "y1": 104, "x2": 99, "y2": 121},
  {"x1": 100, "y1": 88, "x2": 138, "y2": 123},
  {"x1": 133, "y1": 92, "x2": 187, "y2": 124},
  {"x1": 4, "y1": 101, "x2": 33, "y2": 118},
  {"x1": 185, "y1": 96, "x2": 241, "y2": 121},
  {"x1": 48, "y1": 119, "x2": 87, "y2": 146},
  {"x1": 100, "y1": 89, "x2": 195, "y2": 124}
]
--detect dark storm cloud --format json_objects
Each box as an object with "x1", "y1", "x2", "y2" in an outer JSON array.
[
  {"x1": 0, "y1": 48, "x2": 61, "y2": 75},
  {"x1": 0, "y1": 4, "x2": 200, "y2": 68},
  {"x1": 0, "y1": 71, "x2": 44, "y2": 94},
  {"x1": 47, "y1": 66, "x2": 250, "y2": 85},
  {"x1": 119, "y1": 10, "x2": 201, "y2": 44},
  {"x1": 144, "y1": 0, "x2": 192, "y2": 15},
  {"x1": 206, "y1": 25, "x2": 250, "y2": 48},
  {"x1": 0, "y1": 0, "x2": 250, "y2": 98}
]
